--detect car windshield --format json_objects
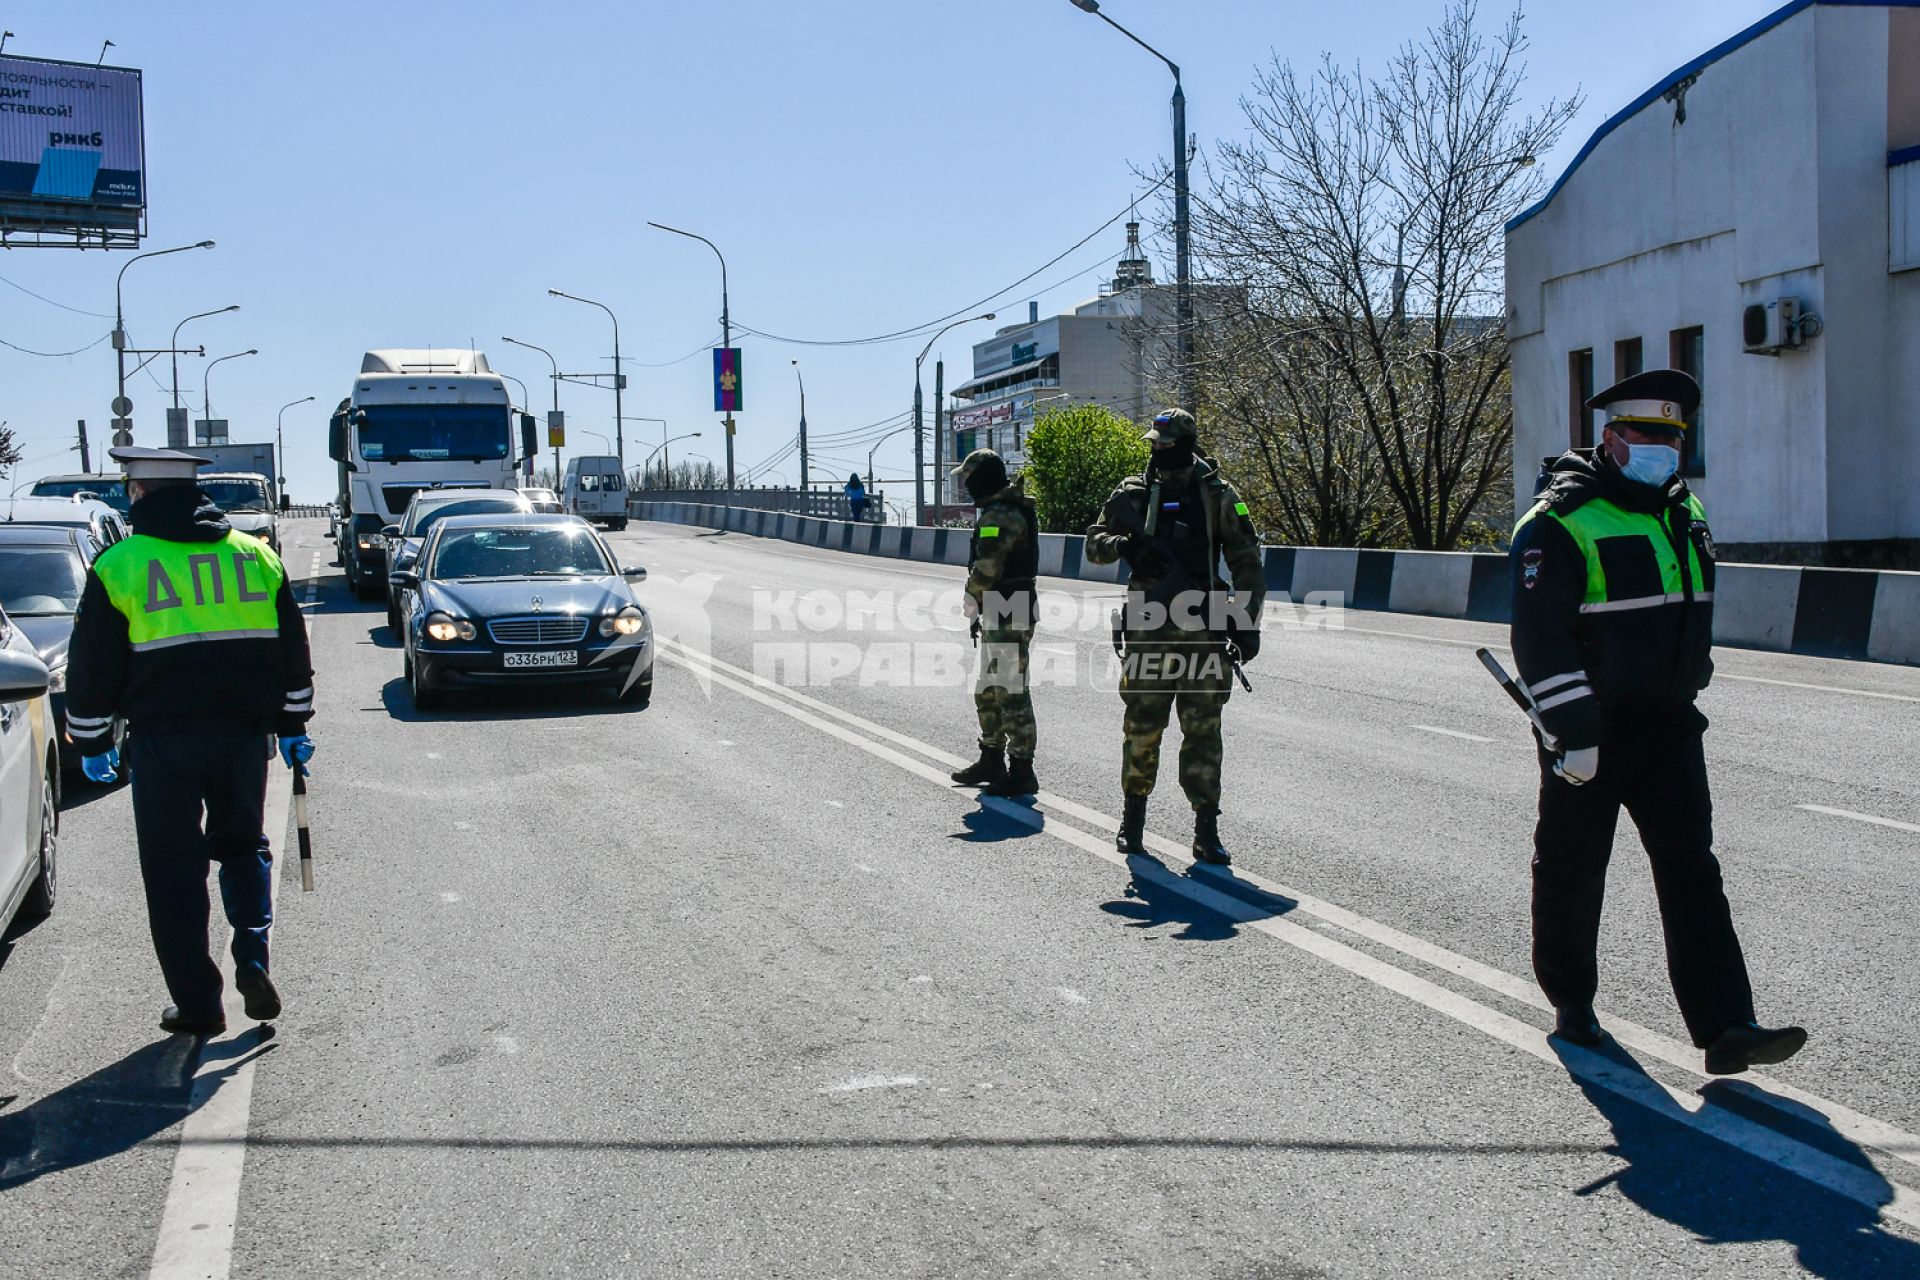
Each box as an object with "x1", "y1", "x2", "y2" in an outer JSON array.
[
  {"x1": 0, "y1": 545, "x2": 85, "y2": 615},
  {"x1": 357, "y1": 404, "x2": 511, "y2": 462},
  {"x1": 199, "y1": 480, "x2": 271, "y2": 511},
  {"x1": 405, "y1": 497, "x2": 526, "y2": 535},
  {"x1": 520, "y1": 489, "x2": 556, "y2": 503},
  {"x1": 429, "y1": 526, "x2": 612, "y2": 580},
  {"x1": 31, "y1": 479, "x2": 129, "y2": 513}
]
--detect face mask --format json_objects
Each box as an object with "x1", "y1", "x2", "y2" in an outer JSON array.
[
  {"x1": 1620, "y1": 443, "x2": 1680, "y2": 487},
  {"x1": 1154, "y1": 438, "x2": 1196, "y2": 470}
]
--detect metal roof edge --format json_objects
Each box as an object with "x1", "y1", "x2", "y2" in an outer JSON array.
[{"x1": 1505, "y1": 1, "x2": 1919, "y2": 235}]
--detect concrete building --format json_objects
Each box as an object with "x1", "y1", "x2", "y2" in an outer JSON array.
[{"x1": 1505, "y1": 0, "x2": 1920, "y2": 564}]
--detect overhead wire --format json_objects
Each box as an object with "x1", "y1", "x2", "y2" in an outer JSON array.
[
  {"x1": 0, "y1": 331, "x2": 111, "y2": 358},
  {"x1": 0, "y1": 272, "x2": 115, "y2": 319}
]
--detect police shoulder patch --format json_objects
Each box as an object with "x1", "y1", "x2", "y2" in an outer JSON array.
[{"x1": 1521, "y1": 546, "x2": 1544, "y2": 590}]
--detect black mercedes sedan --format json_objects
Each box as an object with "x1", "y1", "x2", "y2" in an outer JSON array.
[{"x1": 393, "y1": 514, "x2": 653, "y2": 709}]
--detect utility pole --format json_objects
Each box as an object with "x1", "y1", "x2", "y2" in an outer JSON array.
[
  {"x1": 913, "y1": 312, "x2": 996, "y2": 526},
  {"x1": 647, "y1": 223, "x2": 735, "y2": 495},
  {"x1": 792, "y1": 359, "x2": 809, "y2": 493},
  {"x1": 932, "y1": 357, "x2": 945, "y2": 521},
  {"x1": 75, "y1": 420, "x2": 90, "y2": 473}
]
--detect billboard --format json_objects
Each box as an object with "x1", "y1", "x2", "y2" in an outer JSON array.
[{"x1": 0, "y1": 55, "x2": 145, "y2": 246}]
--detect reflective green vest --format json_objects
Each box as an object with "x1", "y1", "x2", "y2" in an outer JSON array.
[
  {"x1": 1516, "y1": 492, "x2": 1712, "y2": 612},
  {"x1": 94, "y1": 531, "x2": 285, "y2": 652}
]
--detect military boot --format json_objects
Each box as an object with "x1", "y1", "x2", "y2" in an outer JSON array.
[
  {"x1": 1191, "y1": 808, "x2": 1231, "y2": 866},
  {"x1": 984, "y1": 755, "x2": 1037, "y2": 798},
  {"x1": 1116, "y1": 795, "x2": 1148, "y2": 855},
  {"x1": 950, "y1": 745, "x2": 1005, "y2": 788}
]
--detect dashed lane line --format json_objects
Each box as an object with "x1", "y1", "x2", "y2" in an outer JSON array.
[
  {"x1": 1796, "y1": 804, "x2": 1920, "y2": 836},
  {"x1": 1411, "y1": 724, "x2": 1495, "y2": 743},
  {"x1": 653, "y1": 635, "x2": 1920, "y2": 1186}
]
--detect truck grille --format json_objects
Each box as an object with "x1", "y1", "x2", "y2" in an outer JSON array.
[
  {"x1": 382, "y1": 483, "x2": 487, "y2": 515},
  {"x1": 487, "y1": 615, "x2": 589, "y2": 646}
]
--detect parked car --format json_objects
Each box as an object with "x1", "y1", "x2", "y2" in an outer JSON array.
[
  {"x1": 394, "y1": 514, "x2": 652, "y2": 709},
  {"x1": 519, "y1": 486, "x2": 564, "y2": 514},
  {"x1": 382, "y1": 490, "x2": 534, "y2": 633},
  {"x1": 0, "y1": 606, "x2": 60, "y2": 947},
  {"x1": 0, "y1": 525, "x2": 124, "y2": 774},
  {"x1": 197, "y1": 473, "x2": 281, "y2": 553},
  {"x1": 1, "y1": 495, "x2": 129, "y2": 548},
  {"x1": 28, "y1": 473, "x2": 130, "y2": 514}
]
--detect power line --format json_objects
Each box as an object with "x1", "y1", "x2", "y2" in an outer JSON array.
[
  {"x1": 0, "y1": 331, "x2": 110, "y2": 358},
  {"x1": 0, "y1": 272, "x2": 114, "y2": 319}
]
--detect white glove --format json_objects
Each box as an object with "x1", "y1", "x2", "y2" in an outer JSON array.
[{"x1": 1553, "y1": 746, "x2": 1599, "y2": 786}]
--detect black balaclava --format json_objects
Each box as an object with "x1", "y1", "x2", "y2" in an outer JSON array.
[
  {"x1": 964, "y1": 454, "x2": 1009, "y2": 503},
  {"x1": 1154, "y1": 437, "x2": 1196, "y2": 471}
]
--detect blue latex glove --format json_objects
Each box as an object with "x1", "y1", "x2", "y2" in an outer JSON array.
[
  {"x1": 82, "y1": 747, "x2": 120, "y2": 784},
  {"x1": 278, "y1": 734, "x2": 315, "y2": 775}
]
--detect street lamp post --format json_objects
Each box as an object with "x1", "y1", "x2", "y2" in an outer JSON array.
[
  {"x1": 502, "y1": 335, "x2": 562, "y2": 488},
  {"x1": 113, "y1": 240, "x2": 215, "y2": 440},
  {"x1": 1066, "y1": 0, "x2": 1192, "y2": 411},
  {"x1": 913, "y1": 312, "x2": 996, "y2": 526},
  {"x1": 547, "y1": 290, "x2": 624, "y2": 469},
  {"x1": 201, "y1": 349, "x2": 258, "y2": 442},
  {"x1": 642, "y1": 432, "x2": 702, "y2": 469},
  {"x1": 867, "y1": 421, "x2": 915, "y2": 491},
  {"x1": 624, "y1": 417, "x2": 670, "y2": 485},
  {"x1": 647, "y1": 222, "x2": 734, "y2": 493},
  {"x1": 791, "y1": 359, "x2": 809, "y2": 492},
  {"x1": 276, "y1": 395, "x2": 314, "y2": 505},
  {"x1": 170, "y1": 304, "x2": 239, "y2": 430}
]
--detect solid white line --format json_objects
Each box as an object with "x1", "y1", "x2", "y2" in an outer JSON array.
[
  {"x1": 654, "y1": 634, "x2": 1920, "y2": 1177},
  {"x1": 1411, "y1": 725, "x2": 1495, "y2": 743},
  {"x1": 1796, "y1": 804, "x2": 1920, "y2": 835},
  {"x1": 1720, "y1": 674, "x2": 1920, "y2": 704}
]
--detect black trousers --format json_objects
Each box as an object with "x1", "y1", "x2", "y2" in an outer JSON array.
[
  {"x1": 1531, "y1": 704, "x2": 1756, "y2": 1047},
  {"x1": 126, "y1": 727, "x2": 275, "y2": 1022}
]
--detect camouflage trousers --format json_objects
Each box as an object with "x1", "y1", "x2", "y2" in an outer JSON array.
[
  {"x1": 974, "y1": 626, "x2": 1037, "y2": 760},
  {"x1": 1118, "y1": 623, "x2": 1232, "y2": 809}
]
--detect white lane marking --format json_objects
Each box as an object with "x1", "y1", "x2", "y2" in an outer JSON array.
[
  {"x1": 1721, "y1": 674, "x2": 1920, "y2": 704},
  {"x1": 824, "y1": 1075, "x2": 921, "y2": 1093},
  {"x1": 440, "y1": 891, "x2": 462, "y2": 903},
  {"x1": 824, "y1": 799, "x2": 844, "y2": 808},
  {"x1": 1411, "y1": 724, "x2": 1495, "y2": 743},
  {"x1": 656, "y1": 636, "x2": 1920, "y2": 1193},
  {"x1": 908, "y1": 975, "x2": 932, "y2": 985},
  {"x1": 1057, "y1": 988, "x2": 1089, "y2": 1004},
  {"x1": 1796, "y1": 804, "x2": 1920, "y2": 835},
  {"x1": 147, "y1": 761, "x2": 296, "y2": 1279},
  {"x1": 493, "y1": 1036, "x2": 520, "y2": 1055}
]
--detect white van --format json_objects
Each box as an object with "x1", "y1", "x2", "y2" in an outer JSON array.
[{"x1": 562, "y1": 455, "x2": 628, "y2": 530}]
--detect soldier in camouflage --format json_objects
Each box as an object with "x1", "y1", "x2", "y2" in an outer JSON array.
[
  {"x1": 948, "y1": 449, "x2": 1041, "y2": 798},
  {"x1": 1085, "y1": 409, "x2": 1266, "y2": 864}
]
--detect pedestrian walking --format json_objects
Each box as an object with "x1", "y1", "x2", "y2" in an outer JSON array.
[
  {"x1": 947, "y1": 449, "x2": 1041, "y2": 799},
  {"x1": 65, "y1": 448, "x2": 316, "y2": 1036},
  {"x1": 1509, "y1": 369, "x2": 1806, "y2": 1075},
  {"x1": 845, "y1": 472, "x2": 869, "y2": 523},
  {"x1": 1084, "y1": 409, "x2": 1265, "y2": 865}
]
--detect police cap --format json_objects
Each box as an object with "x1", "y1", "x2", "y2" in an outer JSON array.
[
  {"x1": 1586, "y1": 369, "x2": 1699, "y2": 435},
  {"x1": 109, "y1": 445, "x2": 212, "y2": 481}
]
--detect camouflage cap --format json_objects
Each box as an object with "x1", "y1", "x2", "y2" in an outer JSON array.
[
  {"x1": 950, "y1": 447, "x2": 1003, "y2": 482},
  {"x1": 1144, "y1": 408, "x2": 1197, "y2": 444}
]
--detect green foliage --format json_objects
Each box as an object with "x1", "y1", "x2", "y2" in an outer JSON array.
[{"x1": 1021, "y1": 404, "x2": 1149, "y2": 534}]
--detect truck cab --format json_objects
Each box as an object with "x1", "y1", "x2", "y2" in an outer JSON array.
[{"x1": 562, "y1": 455, "x2": 628, "y2": 530}]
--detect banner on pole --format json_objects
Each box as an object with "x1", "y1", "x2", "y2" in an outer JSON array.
[
  {"x1": 713, "y1": 347, "x2": 743, "y2": 413},
  {"x1": 547, "y1": 409, "x2": 565, "y2": 447}
]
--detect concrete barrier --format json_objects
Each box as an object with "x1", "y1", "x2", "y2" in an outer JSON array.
[{"x1": 629, "y1": 502, "x2": 1918, "y2": 666}]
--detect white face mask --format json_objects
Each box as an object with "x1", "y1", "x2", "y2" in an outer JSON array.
[{"x1": 1620, "y1": 442, "x2": 1680, "y2": 487}]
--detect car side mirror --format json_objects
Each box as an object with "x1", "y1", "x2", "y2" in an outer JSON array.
[
  {"x1": 381, "y1": 524, "x2": 401, "y2": 538},
  {"x1": 0, "y1": 649, "x2": 51, "y2": 700},
  {"x1": 279, "y1": 494, "x2": 291, "y2": 512},
  {"x1": 622, "y1": 565, "x2": 647, "y2": 581},
  {"x1": 388, "y1": 569, "x2": 419, "y2": 589}
]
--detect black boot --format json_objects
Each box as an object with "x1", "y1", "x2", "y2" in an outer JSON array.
[
  {"x1": 235, "y1": 966, "x2": 281, "y2": 1021},
  {"x1": 950, "y1": 745, "x2": 1005, "y2": 787},
  {"x1": 984, "y1": 755, "x2": 1037, "y2": 798},
  {"x1": 1116, "y1": 795, "x2": 1148, "y2": 855},
  {"x1": 1703, "y1": 1021, "x2": 1808, "y2": 1076},
  {"x1": 1191, "y1": 808, "x2": 1230, "y2": 866},
  {"x1": 1551, "y1": 1005, "x2": 1606, "y2": 1047},
  {"x1": 160, "y1": 1004, "x2": 227, "y2": 1037}
]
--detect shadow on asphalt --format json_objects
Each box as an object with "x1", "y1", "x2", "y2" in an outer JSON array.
[
  {"x1": 0, "y1": 1031, "x2": 274, "y2": 1190},
  {"x1": 58, "y1": 773, "x2": 128, "y2": 814},
  {"x1": 951, "y1": 798, "x2": 1045, "y2": 844},
  {"x1": 375, "y1": 678, "x2": 650, "y2": 724},
  {"x1": 1551, "y1": 1041, "x2": 1920, "y2": 1277},
  {"x1": 1100, "y1": 853, "x2": 1295, "y2": 942}
]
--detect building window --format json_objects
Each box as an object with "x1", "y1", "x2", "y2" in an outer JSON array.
[
  {"x1": 1669, "y1": 326, "x2": 1705, "y2": 476},
  {"x1": 1614, "y1": 336, "x2": 1643, "y2": 381},
  {"x1": 1568, "y1": 348, "x2": 1595, "y2": 448}
]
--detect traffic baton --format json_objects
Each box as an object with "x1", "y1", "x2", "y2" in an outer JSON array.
[
  {"x1": 1474, "y1": 647, "x2": 1561, "y2": 755},
  {"x1": 292, "y1": 768, "x2": 316, "y2": 892}
]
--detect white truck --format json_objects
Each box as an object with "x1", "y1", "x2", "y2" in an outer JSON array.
[
  {"x1": 562, "y1": 455, "x2": 629, "y2": 530},
  {"x1": 327, "y1": 349, "x2": 538, "y2": 598}
]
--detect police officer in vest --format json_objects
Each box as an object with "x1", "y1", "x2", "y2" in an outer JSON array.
[
  {"x1": 948, "y1": 448, "x2": 1041, "y2": 798},
  {"x1": 65, "y1": 448, "x2": 316, "y2": 1036},
  {"x1": 1511, "y1": 370, "x2": 1805, "y2": 1076}
]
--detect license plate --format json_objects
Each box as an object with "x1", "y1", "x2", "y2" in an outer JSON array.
[{"x1": 503, "y1": 650, "x2": 578, "y2": 668}]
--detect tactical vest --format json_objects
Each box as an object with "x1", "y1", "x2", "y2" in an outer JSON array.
[
  {"x1": 94, "y1": 531, "x2": 285, "y2": 652},
  {"x1": 971, "y1": 503, "x2": 1039, "y2": 589}
]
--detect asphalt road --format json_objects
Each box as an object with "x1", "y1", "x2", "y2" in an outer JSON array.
[{"x1": 0, "y1": 516, "x2": 1916, "y2": 1278}]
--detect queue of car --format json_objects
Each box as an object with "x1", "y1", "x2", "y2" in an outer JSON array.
[{"x1": 381, "y1": 489, "x2": 534, "y2": 633}]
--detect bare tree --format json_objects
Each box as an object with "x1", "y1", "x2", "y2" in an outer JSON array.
[{"x1": 1188, "y1": 1, "x2": 1579, "y2": 548}]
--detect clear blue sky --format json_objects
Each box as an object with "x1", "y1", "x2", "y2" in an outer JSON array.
[{"x1": 0, "y1": 0, "x2": 1786, "y2": 506}]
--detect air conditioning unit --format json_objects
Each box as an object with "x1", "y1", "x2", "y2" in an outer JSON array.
[{"x1": 1742, "y1": 297, "x2": 1808, "y2": 354}]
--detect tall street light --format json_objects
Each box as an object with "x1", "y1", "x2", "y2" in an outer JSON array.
[
  {"x1": 202, "y1": 348, "x2": 257, "y2": 442},
  {"x1": 913, "y1": 312, "x2": 995, "y2": 526},
  {"x1": 867, "y1": 421, "x2": 915, "y2": 491},
  {"x1": 642, "y1": 432, "x2": 702, "y2": 469},
  {"x1": 276, "y1": 395, "x2": 313, "y2": 504},
  {"x1": 1066, "y1": 0, "x2": 1192, "y2": 411},
  {"x1": 548, "y1": 290, "x2": 624, "y2": 468},
  {"x1": 502, "y1": 335, "x2": 562, "y2": 485},
  {"x1": 114, "y1": 239, "x2": 215, "y2": 439},
  {"x1": 647, "y1": 222, "x2": 734, "y2": 492},
  {"x1": 171, "y1": 303, "x2": 239, "y2": 421},
  {"x1": 791, "y1": 359, "x2": 809, "y2": 491},
  {"x1": 625, "y1": 416, "x2": 670, "y2": 482}
]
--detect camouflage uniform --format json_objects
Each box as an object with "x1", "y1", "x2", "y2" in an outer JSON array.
[
  {"x1": 957, "y1": 459, "x2": 1039, "y2": 762},
  {"x1": 1085, "y1": 414, "x2": 1265, "y2": 812}
]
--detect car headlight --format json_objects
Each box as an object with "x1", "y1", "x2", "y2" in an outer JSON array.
[
  {"x1": 600, "y1": 607, "x2": 646, "y2": 637},
  {"x1": 425, "y1": 613, "x2": 477, "y2": 642},
  {"x1": 47, "y1": 663, "x2": 66, "y2": 694},
  {"x1": 358, "y1": 535, "x2": 378, "y2": 550}
]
